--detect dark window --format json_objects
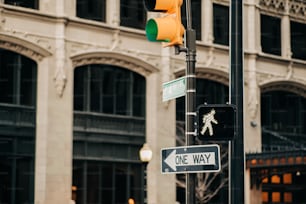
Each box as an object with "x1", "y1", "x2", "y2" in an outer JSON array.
[
  {"x1": 0, "y1": 49, "x2": 36, "y2": 204},
  {"x1": 0, "y1": 49, "x2": 37, "y2": 106},
  {"x1": 77, "y1": 0, "x2": 106, "y2": 22},
  {"x1": 4, "y1": 0, "x2": 38, "y2": 9},
  {"x1": 181, "y1": 0, "x2": 202, "y2": 40},
  {"x1": 291, "y1": 21, "x2": 306, "y2": 60},
  {"x1": 120, "y1": 0, "x2": 146, "y2": 29},
  {"x1": 73, "y1": 64, "x2": 146, "y2": 204},
  {"x1": 261, "y1": 91, "x2": 306, "y2": 151},
  {"x1": 74, "y1": 64, "x2": 145, "y2": 117},
  {"x1": 261, "y1": 14, "x2": 281, "y2": 55},
  {"x1": 213, "y1": 4, "x2": 229, "y2": 46},
  {"x1": 73, "y1": 161, "x2": 143, "y2": 204},
  {"x1": 176, "y1": 78, "x2": 228, "y2": 121}
]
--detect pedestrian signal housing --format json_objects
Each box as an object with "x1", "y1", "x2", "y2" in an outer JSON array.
[
  {"x1": 197, "y1": 104, "x2": 236, "y2": 141},
  {"x1": 143, "y1": 0, "x2": 185, "y2": 47}
]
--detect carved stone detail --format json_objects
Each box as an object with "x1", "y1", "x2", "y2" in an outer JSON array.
[
  {"x1": 196, "y1": 69, "x2": 229, "y2": 86},
  {"x1": 0, "y1": 40, "x2": 44, "y2": 61},
  {"x1": 53, "y1": 38, "x2": 67, "y2": 97},
  {"x1": 72, "y1": 56, "x2": 154, "y2": 77},
  {"x1": 259, "y1": 0, "x2": 306, "y2": 20},
  {"x1": 259, "y1": 0, "x2": 286, "y2": 13},
  {"x1": 289, "y1": 0, "x2": 306, "y2": 18},
  {"x1": 247, "y1": 75, "x2": 259, "y2": 119},
  {"x1": 54, "y1": 67, "x2": 67, "y2": 98}
]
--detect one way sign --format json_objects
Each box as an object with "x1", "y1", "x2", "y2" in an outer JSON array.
[{"x1": 161, "y1": 145, "x2": 221, "y2": 174}]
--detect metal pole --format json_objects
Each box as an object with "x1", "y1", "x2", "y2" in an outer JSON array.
[
  {"x1": 185, "y1": 1, "x2": 196, "y2": 203},
  {"x1": 229, "y1": 0, "x2": 245, "y2": 203},
  {"x1": 176, "y1": 1, "x2": 196, "y2": 203},
  {"x1": 185, "y1": 28, "x2": 196, "y2": 204},
  {"x1": 143, "y1": 162, "x2": 148, "y2": 204}
]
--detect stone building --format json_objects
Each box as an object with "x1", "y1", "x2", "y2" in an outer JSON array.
[{"x1": 0, "y1": 0, "x2": 306, "y2": 204}]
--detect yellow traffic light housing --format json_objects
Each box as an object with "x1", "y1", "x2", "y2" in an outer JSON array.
[{"x1": 144, "y1": 0, "x2": 185, "y2": 47}]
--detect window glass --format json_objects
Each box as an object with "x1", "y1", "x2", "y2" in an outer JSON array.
[
  {"x1": 102, "y1": 68, "x2": 115, "y2": 113},
  {"x1": 90, "y1": 65, "x2": 103, "y2": 112},
  {"x1": 213, "y1": 4, "x2": 229, "y2": 46},
  {"x1": 120, "y1": 0, "x2": 146, "y2": 29},
  {"x1": 0, "y1": 50, "x2": 14, "y2": 103},
  {"x1": 0, "y1": 49, "x2": 36, "y2": 204},
  {"x1": 181, "y1": 0, "x2": 202, "y2": 40},
  {"x1": 20, "y1": 58, "x2": 37, "y2": 106},
  {"x1": 4, "y1": 0, "x2": 38, "y2": 9},
  {"x1": 291, "y1": 21, "x2": 306, "y2": 60},
  {"x1": 115, "y1": 69, "x2": 130, "y2": 115},
  {"x1": 77, "y1": 0, "x2": 106, "y2": 22},
  {"x1": 261, "y1": 91, "x2": 306, "y2": 150},
  {"x1": 176, "y1": 78, "x2": 228, "y2": 121},
  {"x1": 74, "y1": 64, "x2": 145, "y2": 117},
  {"x1": 261, "y1": 14, "x2": 281, "y2": 55},
  {"x1": 74, "y1": 67, "x2": 86, "y2": 111},
  {"x1": 133, "y1": 74, "x2": 146, "y2": 117},
  {"x1": 0, "y1": 49, "x2": 37, "y2": 106},
  {"x1": 72, "y1": 161, "x2": 142, "y2": 204}
]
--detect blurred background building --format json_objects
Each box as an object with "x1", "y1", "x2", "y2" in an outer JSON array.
[{"x1": 0, "y1": 0, "x2": 306, "y2": 203}]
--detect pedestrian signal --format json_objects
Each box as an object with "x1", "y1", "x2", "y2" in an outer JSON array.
[
  {"x1": 197, "y1": 104, "x2": 236, "y2": 141},
  {"x1": 143, "y1": 0, "x2": 185, "y2": 47}
]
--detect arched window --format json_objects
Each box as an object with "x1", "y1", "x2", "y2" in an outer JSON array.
[
  {"x1": 74, "y1": 64, "x2": 145, "y2": 117},
  {"x1": 0, "y1": 49, "x2": 37, "y2": 106},
  {"x1": 73, "y1": 64, "x2": 146, "y2": 204},
  {"x1": 0, "y1": 49, "x2": 37, "y2": 204},
  {"x1": 261, "y1": 91, "x2": 306, "y2": 151}
]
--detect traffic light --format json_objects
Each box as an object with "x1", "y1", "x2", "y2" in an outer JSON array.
[
  {"x1": 197, "y1": 104, "x2": 236, "y2": 141},
  {"x1": 143, "y1": 0, "x2": 185, "y2": 47}
]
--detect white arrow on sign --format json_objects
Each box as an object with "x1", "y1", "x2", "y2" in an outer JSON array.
[{"x1": 164, "y1": 150, "x2": 216, "y2": 171}]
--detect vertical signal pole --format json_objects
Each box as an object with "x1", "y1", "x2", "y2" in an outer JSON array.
[
  {"x1": 182, "y1": 0, "x2": 196, "y2": 203},
  {"x1": 230, "y1": 0, "x2": 245, "y2": 203}
]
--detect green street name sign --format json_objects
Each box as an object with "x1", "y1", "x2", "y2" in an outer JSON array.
[{"x1": 162, "y1": 77, "x2": 186, "y2": 102}]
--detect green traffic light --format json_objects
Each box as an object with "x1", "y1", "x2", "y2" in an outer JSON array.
[{"x1": 145, "y1": 19, "x2": 170, "y2": 42}]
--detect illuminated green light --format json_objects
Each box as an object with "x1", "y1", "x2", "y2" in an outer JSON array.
[{"x1": 145, "y1": 19, "x2": 170, "y2": 42}]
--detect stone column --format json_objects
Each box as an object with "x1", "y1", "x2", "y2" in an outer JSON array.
[
  {"x1": 106, "y1": 0, "x2": 120, "y2": 26},
  {"x1": 244, "y1": 1, "x2": 262, "y2": 204},
  {"x1": 146, "y1": 48, "x2": 177, "y2": 204},
  {"x1": 244, "y1": 0, "x2": 261, "y2": 153},
  {"x1": 39, "y1": 0, "x2": 76, "y2": 16},
  {"x1": 281, "y1": 0, "x2": 291, "y2": 59},
  {"x1": 202, "y1": 0, "x2": 213, "y2": 44},
  {"x1": 34, "y1": 25, "x2": 73, "y2": 204}
]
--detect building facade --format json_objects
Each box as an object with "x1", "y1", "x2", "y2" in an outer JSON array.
[{"x1": 0, "y1": 0, "x2": 306, "y2": 204}]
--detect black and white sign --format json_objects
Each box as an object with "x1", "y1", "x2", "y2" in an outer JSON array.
[
  {"x1": 197, "y1": 104, "x2": 236, "y2": 141},
  {"x1": 161, "y1": 145, "x2": 220, "y2": 174}
]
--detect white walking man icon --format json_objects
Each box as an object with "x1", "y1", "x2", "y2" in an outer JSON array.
[{"x1": 201, "y1": 109, "x2": 218, "y2": 136}]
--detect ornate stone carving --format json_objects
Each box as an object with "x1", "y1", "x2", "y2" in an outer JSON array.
[
  {"x1": 196, "y1": 68, "x2": 229, "y2": 86},
  {"x1": 259, "y1": 0, "x2": 286, "y2": 13},
  {"x1": 72, "y1": 55, "x2": 155, "y2": 77},
  {"x1": 247, "y1": 75, "x2": 259, "y2": 119},
  {"x1": 54, "y1": 67, "x2": 67, "y2": 97},
  {"x1": 259, "y1": 0, "x2": 306, "y2": 20},
  {"x1": 0, "y1": 40, "x2": 44, "y2": 61},
  {"x1": 289, "y1": 0, "x2": 306, "y2": 18}
]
